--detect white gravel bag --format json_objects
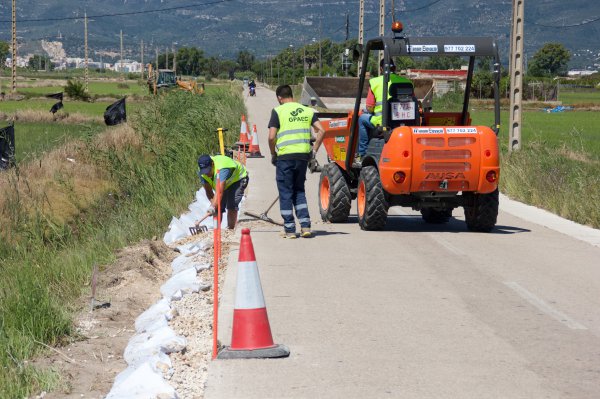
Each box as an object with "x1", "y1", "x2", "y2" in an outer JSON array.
[
  {"x1": 176, "y1": 241, "x2": 206, "y2": 256},
  {"x1": 124, "y1": 326, "x2": 187, "y2": 366},
  {"x1": 135, "y1": 298, "x2": 171, "y2": 333},
  {"x1": 163, "y1": 217, "x2": 189, "y2": 245},
  {"x1": 106, "y1": 361, "x2": 178, "y2": 399},
  {"x1": 160, "y1": 267, "x2": 208, "y2": 299}
]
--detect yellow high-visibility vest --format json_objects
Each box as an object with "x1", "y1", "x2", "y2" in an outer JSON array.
[
  {"x1": 201, "y1": 155, "x2": 247, "y2": 190},
  {"x1": 274, "y1": 102, "x2": 313, "y2": 156}
]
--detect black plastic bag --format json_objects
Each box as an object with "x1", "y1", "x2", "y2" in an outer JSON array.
[
  {"x1": 0, "y1": 124, "x2": 15, "y2": 170},
  {"x1": 104, "y1": 98, "x2": 127, "y2": 126}
]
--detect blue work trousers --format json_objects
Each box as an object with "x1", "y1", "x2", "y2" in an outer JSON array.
[
  {"x1": 275, "y1": 159, "x2": 310, "y2": 233},
  {"x1": 358, "y1": 113, "x2": 374, "y2": 156}
]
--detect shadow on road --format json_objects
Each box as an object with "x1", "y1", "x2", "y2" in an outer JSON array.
[{"x1": 345, "y1": 215, "x2": 530, "y2": 235}]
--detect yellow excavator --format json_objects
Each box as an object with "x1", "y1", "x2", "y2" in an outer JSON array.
[{"x1": 147, "y1": 64, "x2": 204, "y2": 95}]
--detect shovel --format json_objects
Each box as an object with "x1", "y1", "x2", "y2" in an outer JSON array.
[{"x1": 244, "y1": 196, "x2": 283, "y2": 226}]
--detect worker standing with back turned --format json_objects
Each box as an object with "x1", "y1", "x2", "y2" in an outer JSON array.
[
  {"x1": 268, "y1": 85, "x2": 325, "y2": 239},
  {"x1": 196, "y1": 154, "x2": 249, "y2": 230}
]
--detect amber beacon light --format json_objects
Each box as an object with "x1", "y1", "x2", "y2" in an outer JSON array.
[{"x1": 391, "y1": 21, "x2": 403, "y2": 33}]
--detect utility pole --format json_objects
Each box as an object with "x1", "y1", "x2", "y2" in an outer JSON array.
[
  {"x1": 172, "y1": 44, "x2": 176, "y2": 74},
  {"x1": 84, "y1": 12, "x2": 89, "y2": 92},
  {"x1": 508, "y1": 0, "x2": 524, "y2": 152},
  {"x1": 358, "y1": 0, "x2": 364, "y2": 74},
  {"x1": 319, "y1": 20, "x2": 322, "y2": 77},
  {"x1": 155, "y1": 48, "x2": 159, "y2": 69},
  {"x1": 165, "y1": 46, "x2": 169, "y2": 70},
  {"x1": 120, "y1": 30, "x2": 124, "y2": 80},
  {"x1": 11, "y1": 0, "x2": 17, "y2": 94},
  {"x1": 141, "y1": 40, "x2": 144, "y2": 79},
  {"x1": 378, "y1": 0, "x2": 385, "y2": 68}
]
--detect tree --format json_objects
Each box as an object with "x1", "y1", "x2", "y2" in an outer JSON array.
[
  {"x1": 528, "y1": 43, "x2": 570, "y2": 77},
  {"x1": 236, "y1": 50, "x2": 255, "y2": 71},
  {"x1": 28, "y1": 54, "x2": 54, "y2": 71},
  {"x1": 0, "y1": 41, "x2": 9, "y2": 67}
]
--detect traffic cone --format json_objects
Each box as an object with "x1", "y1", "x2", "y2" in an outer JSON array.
[
  {"x1": 235, "y1": 115, "x2": 249, "y2": 151},
  {"x1": 217, "y1": 228, "x2": 290, "y2": 359},
  {"x1": 247, "y1": 124, "x2": 265, "y2": 158}
]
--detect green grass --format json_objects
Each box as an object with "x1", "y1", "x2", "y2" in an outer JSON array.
[
  {"x1": 14, "y1": 81, "x2": 149, "y2": 98},
  {"x1": 1, "y1": 98, "x2": 142, "y2": 117},
  {"x1": 558, "y1": 90, "x2": 600, "y2": 105},
  {"x1": 470, "y1": 110, "x2": 600, "y2": 159},
  {"x1": 0, "y1": 85, "x2": 245, "y2": 397},
  {"x1": 12, "y1": 122, "x2": 104, "y2": 161}
]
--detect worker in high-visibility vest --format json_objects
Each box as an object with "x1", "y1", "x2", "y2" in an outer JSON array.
[
  {"x1": 268, "y1": 85, "x2": 325, "y2": 239},
  {"x1": 196, "y1": 154, "x2": 249, "y2": 229},
  {"x1": 357, "y1": 58, "x2": 413, "y2": 158}
]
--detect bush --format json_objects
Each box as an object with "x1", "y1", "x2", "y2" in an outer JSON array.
[
  {"x1": 64, "y1": 79, "x2": 90, "y2": 101},
  {"x1": 117, "y1": 83, "x2": 130, "y2": 89}
]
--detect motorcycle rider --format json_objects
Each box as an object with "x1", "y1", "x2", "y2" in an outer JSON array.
[{"x1": 248, "y1": 79, "x2": 256, "y2": 96}]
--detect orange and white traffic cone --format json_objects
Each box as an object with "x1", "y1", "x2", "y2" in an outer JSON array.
[
  {"x1": 247, "y1": 124, "x2": 265, "y2": 158},
  {"x1": 235, "y1": 115, "x2": 249, "y2": 152},
  {"x1": 217, "y1": 228, "x2": 289, "y2": 359}
]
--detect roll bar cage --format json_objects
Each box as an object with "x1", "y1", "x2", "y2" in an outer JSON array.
[{"x1": 346, "y1": 35, "x2": 501, "y2": 174}]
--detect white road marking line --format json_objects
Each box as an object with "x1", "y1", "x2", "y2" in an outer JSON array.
[
  {"x1": 427, "y1": 234, "x2": 465, "y2": 256},
  {"x1": 504, "y1": 282, "x2": 588, "y2": 330}
]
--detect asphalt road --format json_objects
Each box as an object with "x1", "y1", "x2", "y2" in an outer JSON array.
[{"x1": 204, "y1": 85, "x2": 600, "y2": 399}]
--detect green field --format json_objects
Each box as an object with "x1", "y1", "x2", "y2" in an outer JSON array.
[
  {"x1": 11, "y1": 122, "x2": 105, "y2": 161},
  {"x1": 12, "y1": 81, "x2": 149, "y2": 98},
  {"x1": 558, "y1": 90, "x2": 600, "y2": 105},
  {"x1": 471, "y1": 110, "x2": 600, "y2": 159},
  {"x1": 1, "y1": 98, "x2": 141, "y2": 117}
]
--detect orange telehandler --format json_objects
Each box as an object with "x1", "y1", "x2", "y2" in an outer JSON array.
[{"x1": 317, "y1": 23, "x2": 501, "y2": 232}]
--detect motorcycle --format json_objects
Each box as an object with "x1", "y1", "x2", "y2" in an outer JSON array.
[{"x1": 249, "y1": 86, "x2": 256, "y2": 96}]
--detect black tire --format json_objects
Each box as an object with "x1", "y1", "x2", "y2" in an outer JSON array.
[
  {"x1": 421, "y1": 208, "x2": 452, "y2": 224},
  {"x1": 319, "y1": 164, "x2": 352, "y2": 222},
  {"x1": 357, "y1": 166, "x2": 388, "y2": 230},
  {"x1": 464, "y1": 189, "x2": 499, "y2": 232}
]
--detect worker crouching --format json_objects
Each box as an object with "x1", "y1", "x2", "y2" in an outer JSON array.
[{"x1": 196, "y1": 154, "x2": 249, "y2": 230}]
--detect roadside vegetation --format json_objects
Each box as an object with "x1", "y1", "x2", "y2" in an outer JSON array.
[{"x1": 0, "y1": 85, "x2": 244, "y2": 397}]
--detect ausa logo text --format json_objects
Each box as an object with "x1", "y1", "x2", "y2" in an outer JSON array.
[
  {"x1": 425, "y1": 172, "x2": 465, "y2": 180},
  {"x1": 289, "y1": 108, "x2": 310, "y2": 122}
]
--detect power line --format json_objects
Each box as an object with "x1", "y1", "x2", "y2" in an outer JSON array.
[
  {"x1": 364, "y1": 0, "x2": 445, "y2": 33},
  {"x1": 531, "y1": 15, "x2": 600, "y2": 28},
  {"x1": 0, "y1": 0, "x2": 235, "y2": 23}
]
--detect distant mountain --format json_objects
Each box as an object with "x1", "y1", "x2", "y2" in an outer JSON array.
[{"x1": 0, "y1": 0, "x2": 598, "y2": 68}]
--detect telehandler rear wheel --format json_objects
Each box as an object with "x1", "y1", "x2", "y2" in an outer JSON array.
[
  {"x1": 421, "y1": 208, "x2": 452, "y2": 224},
  {"x1": 357, "y1": 166, "x2": 387, "y2": 230},
  {"x1": 319, "y1": 164, "x2": 351, "y2": 223},
  {"x1": 463, "y1": 189, "x2": 499, "y2": 232}
]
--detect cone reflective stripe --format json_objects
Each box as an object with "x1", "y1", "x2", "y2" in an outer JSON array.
[
  {"x1": 247, "y1": 124, "x2": 265, "y2": 158},
  {"x1": 218, "y1": 228, "x2": 289, "y2": 359}
]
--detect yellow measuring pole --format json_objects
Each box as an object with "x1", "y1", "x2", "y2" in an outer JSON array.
[{"x1": 216, "y1": 128, "x2": 228, "y2": 155}]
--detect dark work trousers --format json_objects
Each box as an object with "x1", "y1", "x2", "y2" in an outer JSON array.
[{"x1": 275, "y1": 159, "x2": 310, "y2": 233}]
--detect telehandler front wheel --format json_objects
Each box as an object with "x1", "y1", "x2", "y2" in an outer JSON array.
[
  {"x1": 319, "y1": 164, "x2": 351, "y2": 223},
  {"x1": 357, "y1": 166, "x2": 388, "y2": 230},
  {"x1": 463, "y1": 189, "x2": 499, "y2": 232}
]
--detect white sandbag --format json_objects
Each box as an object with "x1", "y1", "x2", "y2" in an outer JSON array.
[
  {"x1": 160, "y1": 267, "x2": 207, "y2": 299},
  {"x1": 135, "y1": 298, "x2": 171, "y2": 334},
  {"x1": 178, "y1": 211, "x2": 197, "y2": 228},
  {"x1": 113, "y1": 352, "x2": 172, "y2": 387},
  {"x1": 163, "y1": 217, "x2": 189, "y2": 245},
  {"x1": 106, "y1": 361, "x2": 178, "y2": 399},
  {"x1": 124, "y1": 326, "x2": 187, "y2": 366},
  {"x1": 176, "y1": 241, "x2": 206, "y2": 256}
]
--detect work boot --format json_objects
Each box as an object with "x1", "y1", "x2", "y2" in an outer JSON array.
[
  {"x1": 282, "y1": 231, "x2": 297, "y2": 239},
  {"x1": 300, "y1": 227, "x2": 312, "y2": 238}
]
